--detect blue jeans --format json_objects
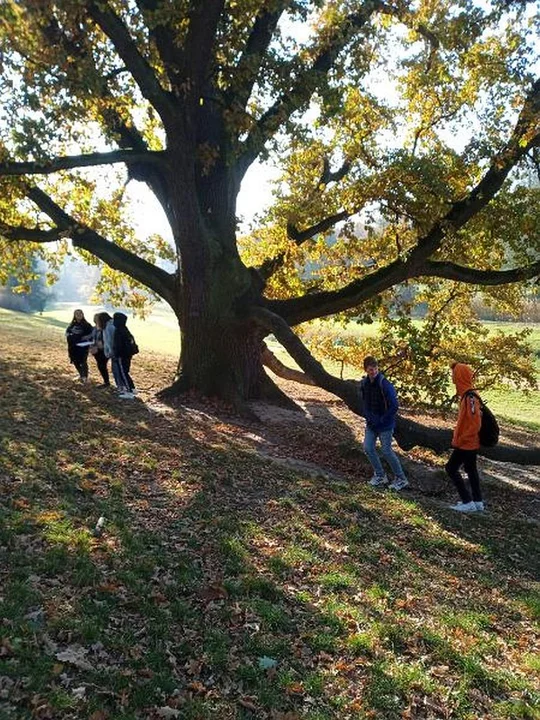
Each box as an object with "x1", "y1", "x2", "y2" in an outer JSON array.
[{"x1": 363, "y1": 427, "x2": 406, "y2": 479}]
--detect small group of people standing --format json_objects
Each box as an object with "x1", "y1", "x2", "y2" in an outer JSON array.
[
  {"x1": 65, "y1": 309, "x2": 138, "y2": 399},
  {"x1": 359, "y1": 355, "x2": 485, "y2": 513}
]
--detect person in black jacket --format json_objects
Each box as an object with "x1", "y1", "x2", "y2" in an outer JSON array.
[
  {"x1": 112, "y1": 312, "x2": 137, "y2": 399},
  {"x1": 65, "y1": 309, "x2": 93, "y2": 383}
]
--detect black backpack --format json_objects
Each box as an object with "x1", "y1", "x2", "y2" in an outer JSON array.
[
  {"x1": 127, "y1": 331, "x2": 139, "y2": 356},
  {"x1": 465, "y1": 391, "x2": 500, "y2": 447}
]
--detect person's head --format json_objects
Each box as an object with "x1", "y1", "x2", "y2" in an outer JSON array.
[
  {"x1": 363, "y1": 355, "x2": 379, "y2": 379},
  {"x1": 96, "y1": 312, "x2": 111, "y2": 329},
  {"x1": 93, "y1": 313, "x2": 100, "y2": 325},
  {"x1": 72, "y1": 309, "x2": 84, "y2": 323},
  {"x1": 451, "y1": 362, "x2": 474, "y2": 395},
  {"x1": 113, "y1": 312, "x2": 128, "y2": 328}
]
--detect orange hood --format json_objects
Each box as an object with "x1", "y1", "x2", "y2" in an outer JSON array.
[{"x1": 452, "y1": 363, "x2": 475, "y2": 396}]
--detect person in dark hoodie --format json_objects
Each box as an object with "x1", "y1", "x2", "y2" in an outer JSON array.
[
  {"x1": 359, "y1": 356, "x2": 409, "y2": 490},
  {"x1": 65, "y1": 309, "x2": 93, "y2": 383},
  {"x1": 112, "y1": 312, "x2": 138, "y2": 399},
  {"x1": 445, "y1": 362, "x2": 484, "y2": 513}
]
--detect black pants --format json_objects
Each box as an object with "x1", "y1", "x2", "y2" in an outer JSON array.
[
  {"x1": 71, "y1": 353, "x2": 88, "y2": 379},
  {"x1": 113, "y1": 355, "x2": 135, "y2": 391},
  {"x1": 93, "y1": 349, "x2": 110, "y2": 385},
  {"x1": 445, "y1": 448, "x2": 482, "y2": 502}
]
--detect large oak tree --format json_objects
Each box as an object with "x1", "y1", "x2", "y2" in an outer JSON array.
[{"x1": 0, "y1": 0, "x2": 539, "y2": 461}]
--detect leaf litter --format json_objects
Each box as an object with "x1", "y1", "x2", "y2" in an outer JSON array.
[{"x1": 0, "y1": 316, "x2": 538, "y2": 719}]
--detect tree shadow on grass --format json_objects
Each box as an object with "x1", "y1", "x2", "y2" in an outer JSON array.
[{"x1": 1, "y1": 356, "x2": 539, "y2": 719}]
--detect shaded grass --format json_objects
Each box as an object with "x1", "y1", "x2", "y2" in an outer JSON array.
[{"x1": 0, "y1": 309, "x2": 539, "y2": 719}]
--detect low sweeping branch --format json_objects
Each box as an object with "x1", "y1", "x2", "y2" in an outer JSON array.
[{"x1": 251, "y1": 306, "x2": 540, "y2": 465}]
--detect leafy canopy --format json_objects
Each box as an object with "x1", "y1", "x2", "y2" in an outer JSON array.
[{"x1": 0, "y1": 0, "x2": 539, "y2": 396}]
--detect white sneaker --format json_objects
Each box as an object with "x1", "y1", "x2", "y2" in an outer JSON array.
[
  {"x1": 118, "y1": 392, "x2": 135, "y2": 400},
  {"x1": 388, "y1": 477, "x2": 409, "y2": 491},
  {"x1": 450, "y1": 501, "x2": 478, "y2": 513},
  {"x1": 369, "y1": 475, "x2": 388, "y2": 487},
  {"x1": 475, "y1": 501, "x2": 485, "y2": 512}
]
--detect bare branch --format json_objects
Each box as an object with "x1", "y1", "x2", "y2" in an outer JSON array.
[{"x1": 0, "y1": 150, "x2": 164, "y2": 177}]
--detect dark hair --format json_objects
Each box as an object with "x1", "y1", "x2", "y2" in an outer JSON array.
[
  {"x1": 363, "y1": 355, "x2": 378, "y2": 370},
  {"x1": 71, "y1": 308, "x2": 85, "y2": 323},
  {"x1": 97, "y1": 312, "x2": 112, "y2": 329}
]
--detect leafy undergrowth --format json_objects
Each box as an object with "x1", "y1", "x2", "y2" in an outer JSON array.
[{"x1": 1, "y1": 314, "x2": 539, "y2": 720}]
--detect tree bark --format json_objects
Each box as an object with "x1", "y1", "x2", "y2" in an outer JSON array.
[{"x1": 393, "y1": 415, "x2": 540, "y2": 463}]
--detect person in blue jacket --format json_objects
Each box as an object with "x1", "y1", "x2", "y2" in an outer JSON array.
[{"x1": 359, "y1": 356, "x2": 409, "y2": 490}]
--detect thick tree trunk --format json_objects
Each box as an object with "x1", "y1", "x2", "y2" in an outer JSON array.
[{"x1": 179, "y1": 318, "x2": 266, "y2": 402}]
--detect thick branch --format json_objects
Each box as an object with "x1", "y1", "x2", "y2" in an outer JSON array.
[
  {"x1": 261, "y1": 342, "x2": 315, "y2": 386},
  {"x1": 135, "y1": 0, "x2": 185, "y2": 89},
  {"x1": 86, "y1": 0, "x2": 175, "y2": 123},
  {"x1": 25, "y1": 186, "x2": 176, "y2": 307},
  {"x1": 183, "y1": 0, "x2": 226, "y2": 95},
  {"x1": 237, "y1": 0, "x2": 383, "y2": 176},
  {"x1": 0, "y1": 150, "x2": 164, "y2": 177},
  {"x1": 393, "y1": 416, "x2": 540, "y2": 464},
  {"x1": 250, "y1": 306, "x2": 360, "y2": 408},
  {"x1": 269, "y1": 257, "x2": 409, "y2": 325},
  {"x1": 227, "y1": 3, "x2": 288, "y2": 111},
  {"x1": 250, "y1": 308, "x2": 539, "y2": 465},
  {"x1": 287, "y1": 211, "x2": 350, "y2": 244},
  {"x1": 423, "y1": 259, "x2": 540, "y2": 285},
  {"x1": 0, "y1": 223, "x2": 64, "y2": 243},
  {"x1": 270, "y1": 79, "x2": 540, "y2": 325}
]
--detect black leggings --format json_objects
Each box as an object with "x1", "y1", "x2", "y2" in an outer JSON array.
[
  {"x1": 93, "y1": 349, "x2": 110, "y2": 385},
  {"x1": 73, "y1": 356, "x2": 88, "y2": 379},
  {"x1": 445, "y1": 448, "x2": 482, "y2": 503}
]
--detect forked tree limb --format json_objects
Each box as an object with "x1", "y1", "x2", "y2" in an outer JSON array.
[
  {"x1": 252, "y1": 306, "x2": 540, "y2": 465},
  {"x1": 261, "y1": 342, "x2": 315, "y2": 386}
]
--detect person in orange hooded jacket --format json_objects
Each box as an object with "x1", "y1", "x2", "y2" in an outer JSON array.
[{"x1": 445, "y1": 363, "x2": 484, "y2": 513}]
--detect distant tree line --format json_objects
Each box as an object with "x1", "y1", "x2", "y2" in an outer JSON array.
[{"x1": 0, "y1": 258, "x2": 101, "y2": 313}]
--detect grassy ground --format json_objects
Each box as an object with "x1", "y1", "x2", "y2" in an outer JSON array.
[{"x1": 0, "y1": 308, "x2": 539, "y2": 719}]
